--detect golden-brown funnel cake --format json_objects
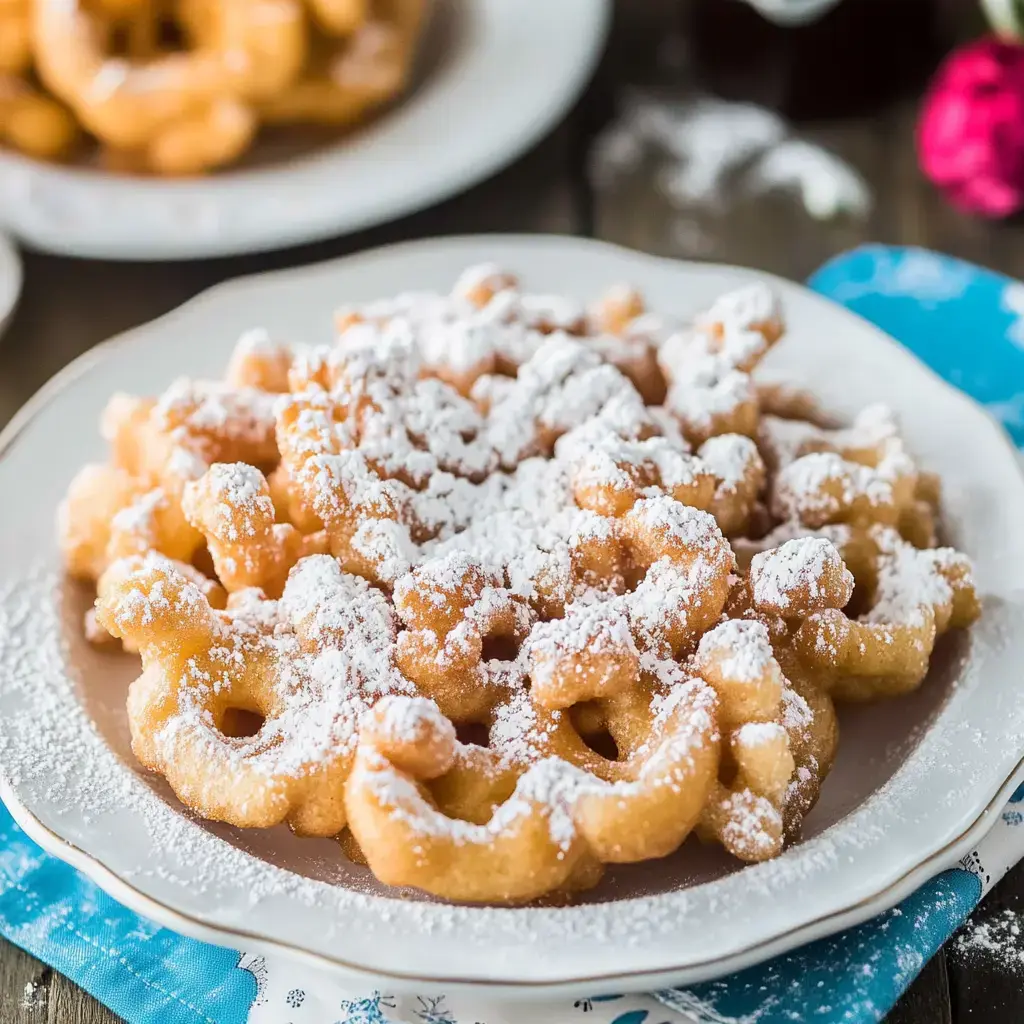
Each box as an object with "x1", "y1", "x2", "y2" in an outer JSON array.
[
  {"x1": 305, "y1": 0, "x2": 368, "y2": 35},
  {"x1": 59, "y1": 463, "x2": 145, "y2": 581},
  {"x1": 4, "y1": 0, "x2": 428, "y2": 173},
  {"x1": 898, "y1": 473, "x2": 942, "y2": 550},
  {"x1": 59, "y1": 463, "x2": 201, "y2": 584},
  {"x1": 33, "y1": 0, "x2": 305, "y2": 172},
  {"x1": 102, "y1": 380, "x2": 279, "y2": 493},
  {"x1": 126, "y1": 99, "x2": 257, "y2": 177},
  {"x1": 556, "y1": 399, "x2": 766, "y2": 537},
  {"x1": 335, "y1": 265, "x2": 666, "y2": 404},
  {"x1": 345, "y1": 683, "x2": 720, "y2": 903},
  {"x1": 711, "y1": 568, "x2": 840, "y2": 842},
  {"x1": 182, "y1": 462, "x2": 328, "y2": 598},
  {"x1": 692, "y1": 619, "x2": 803, "y2": 862},
  {"x1": 176, "y1": 0, "x2": 309, "y2": 103},
  {"x1": 88, "y1": 552, "x2": 228, "y2": 653},
  {"x1": 0, "y1": 3, "x2": 31, "y2": 76},
  {"x1": 518, "y1": 498, "x2": 735, "y2": 663},
  {"x1": 60, "y1": 369, "x2": 283, "y2": 645},
  {"x1": 452, "y1": 263, "x2": 520, "y2": 310},
  {"x1": 267, "y1": 463, "x2": 323, "y2": 532},
  {"x1": 257, "y1": 0, "x2": 427, "y2": 127},
  {"x1": 0, "y1": 73, "x2": 78, "y2": 160},
  {"x1": 493, "y1": 675, "x2": 651, "y2": 782},
  {"x1": 583, "y1": 285, "x2": 666, "y2": 405},
  {"x1": 105, "y1": 487, "x2": 201, "y2": 566},
  {"x1": 528, "y1": 603, "x2": 640, "y2": 711},
  {"x1": 98, "y1": 553, "x2": 227, "y2": 616},
  {"x1": 695, "y1": 619, "x2": 784, "y2": 729},
  {"x1": 658, "y1": 283, "x2": 783, "y2": 445},
  {"x1": 276, "y1": 397, "x2": 405, "y2": 583},
  {"x1": 286, "y1": 328, "x2": 497, "y2": 485},
  {"x1": 97, "y1": 553, "x2": 412, "y2": 835},
  {"x1": 58, "y1": 265, "x2": 984, "y2": 902},
  {"x1": 589, "y1": 283, "x2": 646, "y2": 338},
  {"x1": 362, "y1": 695, "x2": 456, "y2": 778},
  {"x1": 792, "y1": 525, "x2": 980, "y2": 700},
  {"x1": 393, "y1": 552, "x2": 533, "y2": 722},
  {"x1": 568, "y1": 431, "x2": 717, "y2": 519},
  {"x1": 696, "y1": 282, "x2": 785, "y2": 347},
  {"x1": 773, "y1": 656, "x2": 839, "y2": 837},
  {"x1": 71, "y1": 377, "x2": 279, "y2": 584},
  {"x1": 748, "y1": 537, "x2": 855, "y2": 619},
  {"x1": 476, "y1": 340, "x2": 643, "y2": 469},
  {"x1": 763, "y1": 405, "x2": 918, "y2": 531},
  {"x1": 225, "y1": 329, "x2": 294, "y2": 393},
  {"x1": 772, "y1": 452, "x2": 903, "y2": 530},
  {"x1": 697, "y1": 434, "x2": 766, "y2": 537},
  {"x1": 618, "y1": 497, "x2": 734, "y2": 656},
  {"x1": 276, "y1": 335, "x2": 676, "y2": 591}
]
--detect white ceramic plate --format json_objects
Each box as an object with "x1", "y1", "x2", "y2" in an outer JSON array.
[
  {"x1": 0, "y1": 233, "x2": 20, "y2": 340},
  {"x1": 0, "y1": 2, "x2": 609, "y2": 260},
  {"x1": 1, "y1": 236, "x2": 1023, "y2": 1001}
]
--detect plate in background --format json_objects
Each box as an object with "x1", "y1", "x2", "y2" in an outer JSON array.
[
  {"x1": 0, "y1": 236, "x2": 1022, "y2": 998},
  {"x1": 0, "y1": 1, "x2": 609, "y2": 260},
  {"x1": 0, "y1": 233, "x2": 21, "y2": 339}
]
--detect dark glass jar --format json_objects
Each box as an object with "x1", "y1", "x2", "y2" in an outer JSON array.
[{"x1": 686, "y1": 0, "x2": 961, "y2": 121}]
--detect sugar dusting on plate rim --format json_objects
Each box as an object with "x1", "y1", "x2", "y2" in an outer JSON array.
[{"x1": 0, "y1": 565, "x2": 1011, "y2": 969}]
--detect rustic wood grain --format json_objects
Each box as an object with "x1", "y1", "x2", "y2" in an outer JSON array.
[
  {"x1": 948, "y1": 882, "x2": 1024, "y2": 1024},
  {"x1": 0, "y1": 944, "x2": 51, "y2": 1023},
  {"x1": 47, "y1": 970, "x2": 121, "y2": 1024},
  {"x1": 889, "y1": 951, "x2": 953, "y2": 1024}
]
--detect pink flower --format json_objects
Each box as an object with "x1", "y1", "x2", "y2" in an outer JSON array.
[{"x1": 917, "y1": 37, "x2": 1024, "y2": 219}]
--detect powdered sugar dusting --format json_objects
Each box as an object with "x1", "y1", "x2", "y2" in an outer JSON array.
[
  {"x1": 953, "y1": 909, "x2": 1024, "y2": 975},
  {"x1": 749, "y1": 537, "x2": 852, "y2": 612},
  {"x1": 7, "y1": 256, "x2": 1006, "y2": 972}
]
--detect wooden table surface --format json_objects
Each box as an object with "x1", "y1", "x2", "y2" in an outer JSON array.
[{"x1": 1, "y1": 2, "x2": 1023, "y2": 1021}]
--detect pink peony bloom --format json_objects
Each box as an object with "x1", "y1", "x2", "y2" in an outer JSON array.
[{"x1": 917, "y1": 37, "x2": 1024, "y2": 219}]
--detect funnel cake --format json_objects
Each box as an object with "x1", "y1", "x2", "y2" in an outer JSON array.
[
  {"x1": 63, "y1": 265, "x2": 980, "y2": 904},
  {"x1": 16, "y1": 0, "x2": 427, "y2": 172}
]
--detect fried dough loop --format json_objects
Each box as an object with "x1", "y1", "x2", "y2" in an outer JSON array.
[
  {"x1": 790, "y1": 525, "x2": 979, "y2": 700},
  {"x1": 32, "y1": 0, "x2": 306, "y2": 173},
  {"x1": 61, "y1": 369, "x2": 281, "y2": 588},
  {"x1": 691, "y1": 619, "x2": 800, "y2": 862},
  {"x1": 393, "y1": 552, "x2": 533, "y2": 722},
  {"x1": 59, "y1": 266, "x2": 982, "y2": 904},
  {"x1": 97, "y1": 553, "x2": 408, "y2": 835},
  {"x1": 182, "y1": 461, "x2": 328, "y2": 598},
  {"x1": 658, "y1": 283, "x2": 783, "y2": 445},
  {"x1": 345, "y1": 679, "x2": 720, "y2": 902},
  {"x1": 259, "y1": 0, "x2": 427, "y2": 129},
  {"x1": 762, "y1": 405, "x2": 919, "y2": 531},
  {"x1": 0, "y1": 71, "x2": 78, "y2": 160}
]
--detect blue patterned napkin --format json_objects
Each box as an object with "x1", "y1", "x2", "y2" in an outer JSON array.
[{"x1": 1, "y1": 245, "x2": 1022, "y2": 1024}]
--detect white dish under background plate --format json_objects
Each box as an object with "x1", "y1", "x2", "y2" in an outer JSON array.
[
  {"x1": 0, "y1": 236, "x2": 1022, "y2": 1000},
  {"x1": 0, "y1": 1, "x2": 609, "y2": 260},
  {"x1": 0, "y1": 233, "x2": 20, "y2": 340}
]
